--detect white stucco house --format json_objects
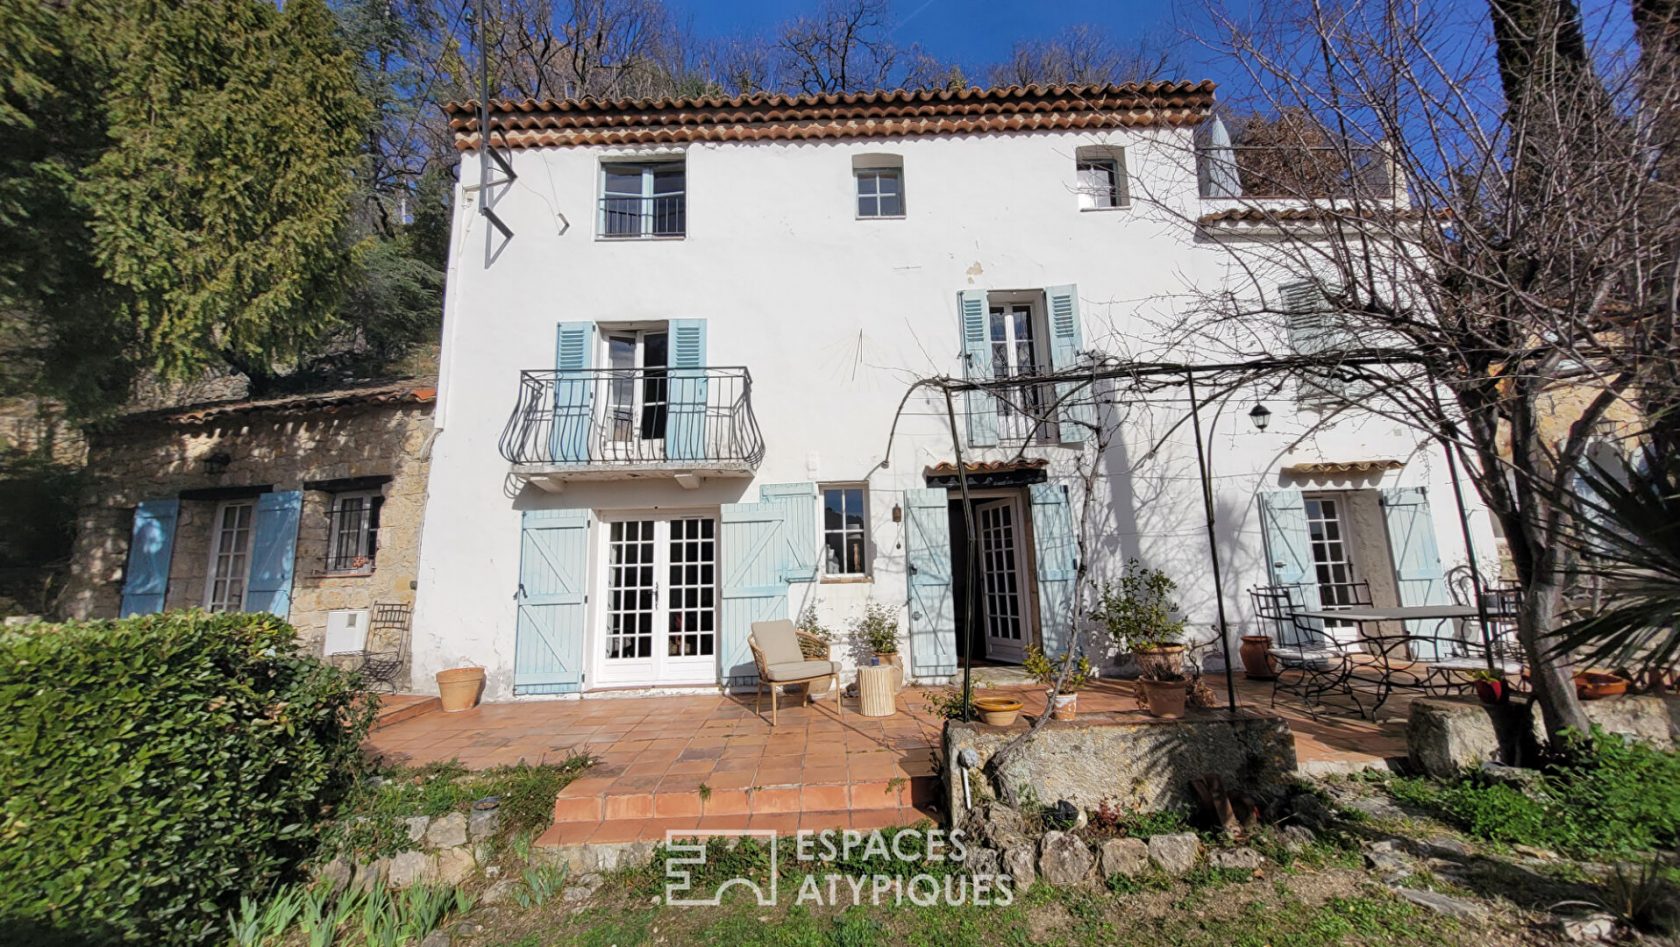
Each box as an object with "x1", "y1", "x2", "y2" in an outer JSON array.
[{"x1": 409, "y1": 81, "x2": 1497, "y2": 701}]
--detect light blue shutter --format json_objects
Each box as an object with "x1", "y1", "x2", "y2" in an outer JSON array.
[
  {"x1": 552, "y1": 322, "x2": 596, "y2": 463},
  {"x1": 957, "y1": 289, "x2": 997, "y2": 447},
  {"x1": 759, "y1": 481, "x2": 819, "y2": 582},
  {"x1": 720, "y1": 501, "x2": 788, "y2": 687},
  {"x1": 1282, "y1": 280, "x2": 1345, "y2": 402},
  {"x1": 905, "y1": 487, "x2": 956, "y2": 680},
  {"x1": 1044, "y1": 285, "x2": 1092, "y2": 444},
  {"x1": 1257, "y1": 489, "x2": 1325, "y2": 638},
  {"x1": 1381, "y1": 486, "x2": 1452, "y2": 656},
  {"x1": 119, "y1": 498, "x2": 179, "y2": 616},
  {"x1": 246, "y1": 491, "x2": 302, "y2": 619},
  {"x1": 1029, "y1": 483, "x2": 1077, "y2": 656},
  {"x1": 666, "y1": 319, "x2": 709, "y2": 461},
  {"x1": 514, "y1": 508, "x2": 589, "y2": 694}
]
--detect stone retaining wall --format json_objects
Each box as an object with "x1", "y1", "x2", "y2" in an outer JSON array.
[
  {"x1": 1407, "y1": 695, "x2": 1680, "y2": 777},
  {"x1": 943, "y1": 711, "x2": 1299, "y2": 821}
]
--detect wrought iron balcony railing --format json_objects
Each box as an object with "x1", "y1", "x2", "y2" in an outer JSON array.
[
  {"x1": 599, "y1": 193, "x2": 686, "y2": 238},
  {"x1": 498, "y1": 367, "x2": 765, "y2": 468}
]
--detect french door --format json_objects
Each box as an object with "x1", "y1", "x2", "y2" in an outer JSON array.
[
  {"x1": 989, "y1": 303, "x2": 1056, "y2": 442},
  {"x1": 975, "y1": 497, "x2": 1029, "y2": 662},
  {"x1": 204, "y1": 500, "x2": 255, "y2": 612},
  {"x1": 602, "y1": 330, "x2": 668, "y2": 457},
  {"x1": 1303, "y1": 494, "x2": 1361, "y2": 643},
  {"x1": 597, "y1": 515, "x2": 718, "y2": 686}
]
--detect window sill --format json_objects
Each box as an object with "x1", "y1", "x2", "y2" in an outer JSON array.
[
  {"x1": 855, "y1": 215, "x2": 906, "y2": 221},
  {"x1": 820, "y1": 575, "x2": 873, "y2": 584},
  {"x1": 315, "y1": 567, "x2": 376, "y2": 579},
  {"x1": 595, "y1": 234, "x2": 687, "y2": 242},
  {"x1": 1079, "y1": 205, "x2": 1131, "y2": 213}
]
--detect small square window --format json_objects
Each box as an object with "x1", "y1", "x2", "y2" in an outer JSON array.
[
  {"x1": 820, "y1": 486, "x2": 870, "y2": 577},
  {"x1": 325, "y1": 491, "x2": 382, "y2": 572},
  {"x1": 856, "y1": 168, "x2": 904, "y2": 218},
  {"x1": 1075, "y1": 147, "x2": 1129, "y2": 210}
]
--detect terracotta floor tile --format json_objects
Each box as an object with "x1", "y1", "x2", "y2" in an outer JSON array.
[
  {"x1": 798, "y1": 810, "x2": 851, "y2": 831},
  {"x1": 654, "y1": 792, "x2": 703, "y2": 818},
  {"x1": 657, "y1": 771, "x2": 709, "y2": 794},
  {"x1": 702, "y1": 788, "x2": 752, "y2": 816},
  {"x1": 802, "y1": 765, "x2": 849, "y2": 785},
  {"x1": 551, "y1": 796, "x2": 602, "y2": 823},
  {"x1": 848, "y1": 780, "x2": 905, "y2": 810},
  {"x1": 585, "y1": 820, "x2": 647, "y2": 844},
  {"x1": 602, "y1": 793, "x2": 656, "y2": 820},
  {"x1": 750, "y1": 786, "x2": 802, "y2": 814},
  {"x1": 800, "y1": 784, "x2": 849, "y2": 811},
  {"x1": 755, "y1": 765, "x2": 803, "y2": 786},
  {"x1": 712, "y1": 755, "x2": 760, "y2": 773},
  {"x1": 706, "y1": 770, "x2": 757, "y2": 790},
  {"x1": 747, "y1": 812, "x2": 801, "y2": 833},
  {"x1": 665, "y1": 759, "x2": 716, "y2": 776},
  {"x1": 637, "y1": 817, "x2": 703, "y2": 842},
  {"x1": 848, "y1": 808, "x2": 910, "y2": 831},
  {"x1": 695, "y1": 814, "x2": 754, "y2": 831}
]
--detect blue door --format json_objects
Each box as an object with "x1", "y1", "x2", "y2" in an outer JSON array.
[{"x1": 514, "y1": 508, "x2": 589, "y2": 694}]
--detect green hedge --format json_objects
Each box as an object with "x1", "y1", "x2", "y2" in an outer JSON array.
[{"x1": 0, "y1": 610, "x2": 376, "y2": 944}]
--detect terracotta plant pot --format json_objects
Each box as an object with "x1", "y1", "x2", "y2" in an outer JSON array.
[
  {"x1": 1239, "y1": 635, "x2": 1276, "y2": 681},
  {"x1": 1474, "y1": 678, "x2": 1510, "y2": 705},
  {"x1": 1050, "y1": 692, "x2": 1078, "y2": 721},
  {"x1": 1134, "y1": 644, "x2": 1185, "y2": 680},
  {"x1": 1138, "y1": 678, "x2": 1188, "y2": 718},
  {"x1": 1574, "y1": 671, "x2": 1629, "y2": 700},
  {"x1": 974, "y1": 695, "x2": 1023, "y2": 727},
  {"x1": 436, "y1": 667, "x2": 485, "y2": 712}
]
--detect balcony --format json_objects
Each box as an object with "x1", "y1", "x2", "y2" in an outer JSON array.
[{"x1": 498, "y1": 367, "x2": 764, "y2": 490}]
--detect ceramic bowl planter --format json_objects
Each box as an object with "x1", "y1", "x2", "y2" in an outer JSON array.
[
  {"x1": 1575, "y1": 670, "x2": 1629, "y2": 700},
  {"x1": 436, "y1": 667, "x2": 485, "y2": 712},
  {"x1": 974, "y1": 695, "x2": 1023, "y2": 727},
  {"x1": 1050, "y1": 692, "x2": 1078, "y2": 721},
  {"x1": 1239, "y1": 635, "x2": 1277, "y2": 680},
  {"x1": 1138, "y1": 678, "x2": 1188, "y2": 718}
]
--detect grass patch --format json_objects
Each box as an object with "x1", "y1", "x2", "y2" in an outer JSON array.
[{"x1": 323, "y1": 756, "x2": 593, "y2": 859}]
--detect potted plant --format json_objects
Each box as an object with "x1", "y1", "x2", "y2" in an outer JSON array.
[
  {"x1": 436, "y1": 665, "x2": 485, "y2": 712},
  {"x1": 1091, "y1": 559, "x2": 1187, "y2": 679},
  {"x1": 1238, "y1": 632, "x2": 1276, "y2": 681},
  {"x1": 973, "y1": 695, "x2": 1024, "y2": 726},
  {"x1": 1136, "y1": 666, "x2": 1189, "y2": 718},
  {"x1": 1024, "y1": 645, "x2": 1093, "y2": 721},
  {"x1": 1470, "y1": 668, "x2": 1510, "y2": 705},
  {"x1": 853, "y1": 599, "x2": 902, "y2": 689}
]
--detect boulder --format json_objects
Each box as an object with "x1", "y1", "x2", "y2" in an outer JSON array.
[
  {"x1": 1146, "y1": 833, "x2": 1201, "y2": 876},
  {"x1": 418, "y1": 931, "x2": 450, "y2": 947},
  {"x1": 961, "y1": 804, "x2": 1027, "y2": 851},
  {"x1": 433, "y1": 847, "x2": 476, "y2": 886},
  {"x1": 1099, "y1": 838, "x2": 1150, "y2": 879},
  {"x1": 405, "y1": 816, "x2": 430, "y2": 844},
  {"x1": 965, "y1": 847, "x2": 1002, "y2": 878},
  {"x1": 1394, "y1": 887, "x2": 1489, "y2": 921},
  {"x1": 1002, "y1": 845, "x2": 1037, "y2": 887},
  {"x1": 469, "y1": 808, "x2": 502, "y2": 841},
  {"x1": 1289, "y1": 792, "x2": 1334, "y2": 830},
  {"x1": 386, "y1": 851, "x2": 435, "y2": 889},
  {"x1": 313, "y1": 857, "x2": 352, "y2": 893},
  {"x1": 1278, "y1": 825, "x2": 1317, "y2": 853},
  {"x1": 1037, "y1": 831, "x2": 1094, "y2": 886},
  {"x1": 1209, "y1": 847, "x2": 1264, "y2": 871},
  {"x1": 1407, "y1": 700, "x2": 1525, "y2": 778},
  {"x1": 427, "y1": 813, "x2": 470, "y2": 850}
]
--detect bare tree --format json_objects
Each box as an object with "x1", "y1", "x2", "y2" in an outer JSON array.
[
  {"x1": 1142, "y1": 0, "x2": 1680, "y2": 741},
  {"x1": 986, "y1": 25, "x2": 1174, "y2": 87},
  {"x1": 460, "y1": 0, "x2": 686, "y2": 102},
  {"x1": 701, "y1": 35, "x2": 776, "y2": 96},
  {"x1": 774, "y1": 0, "x2": 898, "y2": 95}
]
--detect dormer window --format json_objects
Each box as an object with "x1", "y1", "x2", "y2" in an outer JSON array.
[{"x1": 853, "y1": 154, "x2": 905, "y2": 218}]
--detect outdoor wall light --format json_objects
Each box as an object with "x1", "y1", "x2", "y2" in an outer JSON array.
[
  {"x1": 204, "y1": 451, "x2": 232, "y2": 476},
  {"x1": 1248, "y1": 403, "x2": 1273, "y2": 432}
]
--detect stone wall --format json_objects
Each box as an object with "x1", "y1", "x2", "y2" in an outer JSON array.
[
  {"x1": 60, "y1": 398, "x2": 433, "y2": 685},
  {"x1": 1407, "y1": 695, "x2": 1680, "y2": 777},
  {"x1": 943, "y1": 711, "x2": 1299, "y2": 820}
]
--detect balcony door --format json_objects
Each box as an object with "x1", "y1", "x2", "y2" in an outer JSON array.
[
  {"x1": 596, "y1": 514, "x2": 718, "y2": 686},
  {"x1": 602, "y1": 329, "x2": 669, "y2": 458}
]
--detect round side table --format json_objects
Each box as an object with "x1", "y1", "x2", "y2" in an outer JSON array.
[{"x1": 857, "y1": 665, "x2": 898, "y2": 718}]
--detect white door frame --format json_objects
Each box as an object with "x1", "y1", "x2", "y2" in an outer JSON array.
[
  {"x1": 950, "y1": 486, "x2": 1040, "y2": 663},
  {"x1": 973, "y1": 495, "x2": 1031, "y2": 662},
  {"x1": 599, "y1": 328, "x2": 669, "y2": 458},
  {"x1": 590, "y1": 508, "x2": 719, "y2": 688},
  {"x1": 203, "y1": 499, "x2": 256, "y2": 612}
]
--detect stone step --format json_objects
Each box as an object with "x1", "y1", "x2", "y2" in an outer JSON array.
[
  {"x1": 372, "y1": 694, "x2": 442, "y2": 731},
  {"x1": 537, "y1": 806, "x2": 936, "y2": 849},
  {"x1": 551, "y1": 775, "x2": 940, "y2": 824}
]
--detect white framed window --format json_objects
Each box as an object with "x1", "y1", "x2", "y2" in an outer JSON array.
[
  {"x1": 989, "y1": 300, "x2": 1058, "y2": 442},
  {"x1": 600, "y1": 159, "x2": 686, "y2": 238},
  {"x1": 852, "y1": 154, "x2": 905, "y2": 218},
  {"x1": 1075, "y1": 145, "x2": 1129, "y2": 209},
  {"x1": 204, "y1": 500, "x2": 255, "y2": 612},
  {"x1": 820, "y1": 485, "x2": 870, "y2": 578},
  {"x1": 326, "y1": 490, "x2": 382, "y2": 572},
  {"x1": 602, "y1": 327, "x2": 670, "y2": 446}
]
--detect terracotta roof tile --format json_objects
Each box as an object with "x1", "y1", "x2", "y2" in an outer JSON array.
[
  {"x1": 126, "y1": 380, "x2": 437, "y2": 426},
  {"x1": 924, "y1": 458, "x2": 1051, "y2": 477},
  {"x1": 1197, "y1": 206, "x2": 1433, "y2": 225},
  {"x1": 446, "y1": 82, "x2": 1217, "y2": 151}
]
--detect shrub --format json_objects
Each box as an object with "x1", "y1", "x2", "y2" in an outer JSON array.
[{"x1": 0, "y1": 610, "x2": 375, "y2": 945}]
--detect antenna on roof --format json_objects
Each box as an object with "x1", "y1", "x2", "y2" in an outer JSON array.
[{"x1": 473, "y1": 0, "x2": 515, "y2": 241}]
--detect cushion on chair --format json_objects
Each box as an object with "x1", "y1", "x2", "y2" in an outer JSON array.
[
  {"x1": 1270, "y1": 647, "x2": 1339, "y2": 671},
  {"x1": 751, "y1": 620, "x2": 805, "y2": 667},
  {"x1": 762, "y1": 659, "x2": 839, "y2": 682}
]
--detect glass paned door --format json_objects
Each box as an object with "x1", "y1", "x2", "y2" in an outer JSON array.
[
  {"x1": 1303, "y1": 495, "x2": 1360, "y2": 642},
  {"x1": 205, "y1": 500, "x2": 254, "y2": 612},
  {"x1": 599, "y1": 516, "x2": 718, "y2": 686},
  {"x1": 602, "y1": 331, "x2": 669, "y2": 456},
  {"x1": 989, "y1": 304, "x2": 1056, "y2": 442},
  {"x1": 976, "y1": 497, "x2": 1028, "y2": 662}
]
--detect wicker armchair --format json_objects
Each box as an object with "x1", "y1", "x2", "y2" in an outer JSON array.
[{"x1": 748, "y1": 620, "x2": 843, "y2": 726}]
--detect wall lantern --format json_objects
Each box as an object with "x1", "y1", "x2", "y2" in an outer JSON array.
[
  {"x1": 891, "y1": 503, "x2": 903, "y2": 524},
  {"x1": 204, "y1": 451, "x2": 232, "y2": 476},
  {"x1": 1247, "y1": 403, "x2": 1272, "y2": 432}
]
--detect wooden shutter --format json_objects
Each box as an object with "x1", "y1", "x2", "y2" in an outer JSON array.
[
  {"x1": 1381, "y1": 487, "x2": 1452, "y2": 656},
  {"x1": 1029, "y1": 483, "x2": 1077, "y2": 656},
  {"x1": 759, "y1": 481, "x2": 819, "y2": 582},
  {"x1": 551, "y1": 322, "x2": 596, "y2": 463},
  {"x1": 957, "y1": 289, "x2": 997, "y2": 447},
  {"x1": 1282, "y1": 279, "x2": 1347, "y2": 402},
  {"x1": 118, "y1": 498, "x2": 179, "y2": 617},
  {"x1": 905, "y1": 487, "x2": 956, "y2": 680},
  {"x1": 246, "y1": 491, "x2": 302, "y2": 619},
  {"x1": 514, "y1": 508, "x2": 589, "y2": 694},
  {"x1": 719, "y1": 501, "x2": 788, "y2": 687},
  {"x1": 666, "y1": 319, "x2": 709, "y2": 461},
  {"x1": 1045, "y1": 284, "x2": 1092, "y2": 443},
  {"x1": 1257, "y1": 489, "x2": 1325, "y2": 636}
]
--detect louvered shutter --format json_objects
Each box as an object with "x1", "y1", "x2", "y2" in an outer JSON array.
[
  {"x1": 1045, "y1": 284, "x2": 1092, "y2": 443},
  {"x1": 1282, "y1": 279, "x2": 1346, "y2": 402},
  {"x1": 957, "y1": 289, "x2": 997, "y2": 447},
  {"x1": 666, "y1": 319, "x2": 709, "y2": 461},
  {"x1": 552, "y1": 322, "x2": 596, "y2": 462},
  {"x1": 720, "y1": 501, "x2": 788, "y2": 687},
  {"x1": 119, "y1": 499, "x2": 179, "y2": 616},
  {"x1": 1030, "y1": 483, "x2": 1077, "y2": 656}
]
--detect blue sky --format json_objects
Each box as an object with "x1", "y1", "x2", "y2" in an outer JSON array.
[{"x1": 666, "y1": 0, "x2": 1246, "y2": 84}]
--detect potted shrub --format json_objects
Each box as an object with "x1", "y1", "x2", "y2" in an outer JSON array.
[
  {"x1": 1137, "y1": 666, "x2": 1189, "y2": 718},
  {"x1": 853, "y1": 600, "x2": 902, "y2": 689},
  {"x1": 1091, "y1": 559, "x2": 1187, "y2": 679},
  {"x1": 1024, "y1": 645, "x2": 1093, "y2": 721}
]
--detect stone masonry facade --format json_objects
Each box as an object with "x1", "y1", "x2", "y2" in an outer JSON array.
[{"x1": 60, "y1": 383, "x2": 435, "y2": 686}]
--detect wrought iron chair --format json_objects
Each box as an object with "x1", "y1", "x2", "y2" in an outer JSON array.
[
  {"x1": 1249, "y1": 584, "x2": 1361, "y2": 719},
  {"x1": 326, "y1": 603, "x2": 411, "y2": 693}
]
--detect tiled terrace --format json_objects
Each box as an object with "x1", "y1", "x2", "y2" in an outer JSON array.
[{"x1": 365, "y1": 676, "x2": 1415, "y2": 846}]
